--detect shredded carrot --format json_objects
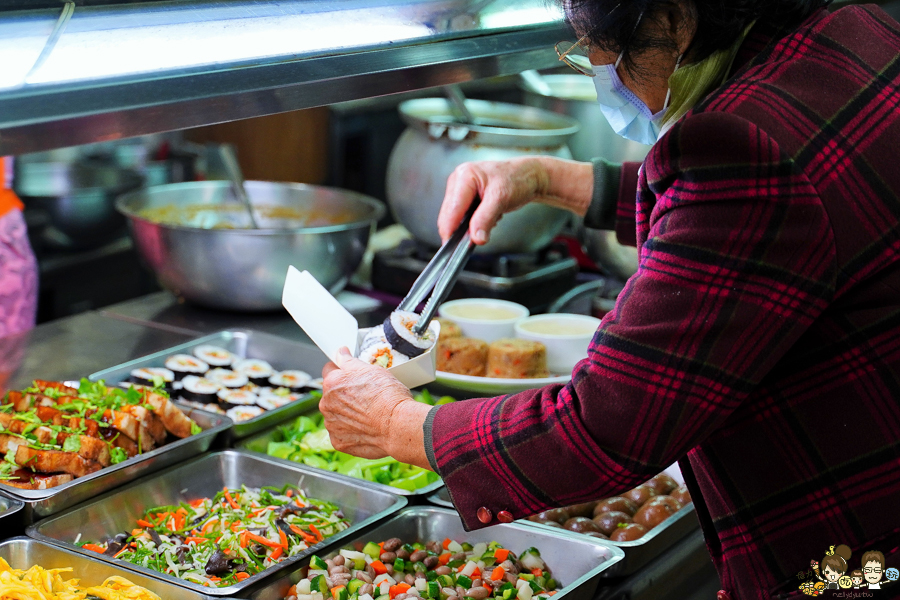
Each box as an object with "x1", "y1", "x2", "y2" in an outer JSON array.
[
  {"x1": 189, "y1": 498, "x2": 205, "y2": 508},
  {"x1": 270, "y1": 545, "x2": 284, "y2": 560},
  {"x1": 201, "y1": 518, "x2": 219, "y2": 534},
  {"x1": 224, "y1": 488, "x2": 240, "y2": 510},
  {"x1": 309, "y1": 524, "x2": 324, "y2": 542},
  {"x1": 278, "y1": 527, "x2": 289, "y2": 549},
  {"x1": 131, "y1": 528, "x2": 144, "y2": 537},
  {"x1": 246, "y1": 532, "x2": 282, "y2": 549},
  {"x1": 491, "y1": 567, "x2": 505, "y2": 581},
  {"x1": 442, "y1": 538, "x2": 452, "y2": 550},
  {"x1": 286, "y1": 489, "x2": 293, "y2": 497},
  {"x1": 185, "y1": 536, "x2": 208, "y2": 545},
  {"x1": 113, "y1": 544, "x2": 132, "y2": 559},
  {"x1": 136, "y1": 519, "x2": 154, "y2": 528},
  {"x1": 239, "y1": 531, "x2": 250, "y2": 548},
  {"x1": 82, "y1": 543, "x2": 105, "y2": 553},
  {"x1": 209, "y1": 576, "x2": 221, "y2": 582},
  {"x1": 235, "y1": 572, "x2": 251, "y2": 581}
]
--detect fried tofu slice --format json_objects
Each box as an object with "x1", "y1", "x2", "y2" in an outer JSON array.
[{"x1": 142, "y1": 391, "x2": 196, "y2": 438}]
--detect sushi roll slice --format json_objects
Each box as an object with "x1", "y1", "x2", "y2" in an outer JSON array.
[
  {"x1": 257, "y1": 391, "x2": 301, "y2": 411},
  {"x1": 360, "y1": 325, "x2": 387, "y2": 352},
  {"x1": 268, "y1": 370, "x2": 312, "y2": 391},
  {"x1": 192, "y1": 345, "x2": 237, "y2": 367},
  {"x1": 165, "y1": 354, "x2": 209, "y2": 380},
  {"x1": 206, "y1": 368, "x2": 250, "y2": 389},
  {"x1": 226, "y1": 405, "x2": 264, "y2": 422},
  {"x1": 307, "y1": 378, "x2": 324, "y2": 390},
  {"x1": 233, "y1": 358, "x2": 274, "y2": 385},
  {"x1": 179, "y1": 399, "x2": 226, "y2": 415},
  {"x1": 382, "y1": 310, "x2": 436, "y2": 359},
  {"x1": 360, "y1": 342, "x2": 410, "y2": 369},
  {"x1": 129, "y1": 367, "x2": 175, "y2": 389},
  {"x1": 216, "y1": 389, "x2": 259, "y2": 411},
  {"x1": 180, "y1": 375, "x2": 220, "y2": 404}
]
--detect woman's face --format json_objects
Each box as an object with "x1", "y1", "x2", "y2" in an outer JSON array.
[{"x1": 824, "y1": 566, "x2": 840, "y2": 582}]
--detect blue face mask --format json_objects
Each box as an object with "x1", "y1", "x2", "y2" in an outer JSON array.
[{"x1": 592, "y1": 52, "x2": 680, "y2": 146}]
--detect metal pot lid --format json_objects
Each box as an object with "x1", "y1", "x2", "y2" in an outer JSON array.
[{"x1": 398, "y1": 98, "x2": 580, "y2": 148}]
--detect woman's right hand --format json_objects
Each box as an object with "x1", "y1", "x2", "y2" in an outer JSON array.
[{"x1": 438, "y1": 156, "x2": 594, "y2": 246}]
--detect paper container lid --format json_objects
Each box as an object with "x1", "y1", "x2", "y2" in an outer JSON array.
[{"x1": 282, "y1": 267, "x2": 438, "y2": 388}]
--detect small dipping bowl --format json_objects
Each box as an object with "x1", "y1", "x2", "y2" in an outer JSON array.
[
  {"x1": 515, "y1": 314, "x2": 602, "y2": 374},
  {"x1": 438, "y1": 299, "x2": 529, "y2": 343}
]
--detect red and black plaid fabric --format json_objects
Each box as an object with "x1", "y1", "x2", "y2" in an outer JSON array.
[{"x1": 428, "y1": 6, "x2": 900, "y2": 599}]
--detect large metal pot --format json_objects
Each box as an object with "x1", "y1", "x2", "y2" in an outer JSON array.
[
  {"x1": 386, "y1": 98, "x2": 580, "y2": 254},
  {"x1": 521, "y1": 74, "x2": 650, "y2": 280},
  {"x1": 117, "y1": 181, "x2": 385, "y2": 311},
  {"x1": 15, "y1": 160, "x2": 144, "y2": 248}
]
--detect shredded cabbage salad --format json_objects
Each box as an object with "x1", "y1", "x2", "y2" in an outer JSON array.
[{"x1": 80, "y1": 485, "x2": 349, "y2": 588}]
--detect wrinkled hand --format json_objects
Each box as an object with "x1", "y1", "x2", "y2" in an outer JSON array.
[
  {"x1": 438, "y1": 157, "x2": 552, "y2": 245},
  {"x1": 320, "y1": 347, "x2": 415, "y2": 459}
]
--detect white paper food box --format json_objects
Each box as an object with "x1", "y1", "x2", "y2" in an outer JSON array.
[{"x1": 282, "y1": 266, "x2": 439, "y2": 389}]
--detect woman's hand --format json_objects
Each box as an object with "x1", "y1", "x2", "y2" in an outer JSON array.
[
  {"x1": 320, "y1": 348, "x2": 432, "y2": 467},
  {"x1": 438, "y1": 156, "x2": 594, "y2": 245}
]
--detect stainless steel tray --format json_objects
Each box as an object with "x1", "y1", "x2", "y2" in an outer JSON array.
[
  {"x1": 0, "y1": 407, "x2": 229, "y2": 522},
  {"x1": 89, "y1": 329, "x2": 329, "y2": 439},
  {"x1": 237, "y1": 413, "x2": 444, "y2": 498},
  {"x1": 245, "y1": 506, "x2": 625, "y2": 600},
  {"x1": 29, "y1": 449, "x2": 407, "y2": 596},
  {"x1": 0, "y1": 492, "x2": 25, "y2": 538},
  {"x1": 428, "y1": 486, "x2": 698, "y2": 577},
  {"x1": 0, "y1": 536, "x2": 215, "y2": 600}
]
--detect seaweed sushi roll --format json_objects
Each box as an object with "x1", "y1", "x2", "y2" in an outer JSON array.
[
  {"x1": 216, "y1": 389, "x2": 259, "y2": 411},
  {"x1": 257, "y1": 390, "x2": 301, "y2": 411},
  {"x1": 180, "y1": 375, "x2": 220, "y2": 404},
  {"x1": 180, "y1": 399, "x2": 226, "y2": 415},
  {"x1": 226, "y1": 405, "x2": 264, "y2": 422},
  {"x1": 165, "y1": 354, "x2": 209, "y2": 380},
  {"x1": 359, "y1": 342, "x2": 409, "y2": 369},
  {"x1": 268, "y1": 370, "x2": 312, "y2": 391},
  {"x1": 129, "y1": 367, "x2": 175, "y2": 389},
  {"x1": 206, "y1": 368, "x2": 250, "y2": 389},
  {"x1": 233, "y1": 358, "x2": 274, "y2": 385},
  {"x1": 192, "y1": 345, "x2": 237, "y2": 367},
  {"x1": 382, "y1": 310, "x2": 437, "y2": 358}
]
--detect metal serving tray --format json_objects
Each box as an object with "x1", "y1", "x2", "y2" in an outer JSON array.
[
  {"x1": 0, "y1": 408, "x2": 229, "y2": 522},
  {"x1": 0, "y1": 493, "x2": 25, "y2": 538},
  {"x1": 29, "y1": 449, "x2": 407, "y2": 596},
  {"x1": 89, "y1": 329, "x2": 329, "y2": 439},
  {"x1": 245, "y1": 506, "x2": 624, "y2": 600},
  {"x1": 0, "y1": 536, "x2": 215, "y2": 600},
  {"x1": 428, "y1": 486, "x2": 698, "y2": 577},
  {"x1": 237, "y1": 413, "x2": 444, "y2": 498}
]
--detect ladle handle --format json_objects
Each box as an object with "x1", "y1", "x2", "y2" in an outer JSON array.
[
  {"x1": 219, "y1": 144, "x2": 260, "y2": 229},
  {"x1": 443, "y1": 85, "x2": 475, "y2": 125}
]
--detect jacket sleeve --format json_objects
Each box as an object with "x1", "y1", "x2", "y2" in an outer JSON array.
[{"x1": 427, "y1": 112, "x2": 837, "y2": 530}]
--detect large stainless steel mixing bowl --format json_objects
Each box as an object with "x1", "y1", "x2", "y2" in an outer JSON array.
[{"x1": 117, "y1": 181, "x2": 385, "y2": 311}]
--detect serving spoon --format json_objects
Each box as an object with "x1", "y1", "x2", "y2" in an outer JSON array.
[{"x1": 219, "y1": 144, "x2": 260, "y2": 229}]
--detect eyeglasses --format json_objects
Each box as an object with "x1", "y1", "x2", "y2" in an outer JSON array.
[
  {"x1": 863, "y1": 568, "x2": 883, "y2": 574},
  {"x1": 554, "y1": 5, "x2": 642, "y2": 77}
]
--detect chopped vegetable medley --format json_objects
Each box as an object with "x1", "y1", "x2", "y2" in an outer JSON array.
[
  {"x1": 266, "y1": 391, "x2": 452, "y2": 492},
  {"x1": 80, "y1": 485, "x2": 349, "y2": 588},
  {"x1": 286, "y1": 538, "x2": 558, "y2": 600}
]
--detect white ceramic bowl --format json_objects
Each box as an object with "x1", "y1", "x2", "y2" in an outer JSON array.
[
  {"x1": 515, "y1": 314, "x2": 602, "y2": 375},
  {"x1": 438, "y1": 299, "x2": 529, "y2": 343}
]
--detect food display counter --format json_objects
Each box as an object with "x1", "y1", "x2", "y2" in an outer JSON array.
[{"x1": 0, "y1": 293, "x2": 719, "y2": 600}]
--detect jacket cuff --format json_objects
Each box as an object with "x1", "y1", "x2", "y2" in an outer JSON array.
[
  {"x1": 423, "y1": 404, "x2": 441, "y2": 473},
  {"x1": 584, "y1": 158, "x2": 622, "y2": 230}
]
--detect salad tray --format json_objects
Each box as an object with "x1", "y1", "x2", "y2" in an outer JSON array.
[
  {"x1": 28, "y1": 449, "x2": 407, "y2": 596},
  {"x1": 237, "y1": 411, "x2": 444, "y2": 498},
  {"x1": 0, "y1": 492, "x2": 25, "y2": 537},
  {"x1": 89, "y1": 329, "x2": 329, "y2": 439},
  {"x1": 0, "y1": 536, "x2": 215, "y2": 599},
  {"x1": 0, "y1": 407, "x2": 229, "y2": 522},
  {"x1": 245, "y1": 506, "x2": 625, "y2": 600}
]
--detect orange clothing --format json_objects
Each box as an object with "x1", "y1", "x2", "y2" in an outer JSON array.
[{"x1": 0, "y1": 157, "x2": 22, "y2": 218}]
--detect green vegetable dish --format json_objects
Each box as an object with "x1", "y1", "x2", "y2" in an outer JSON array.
[
  {"x1": 285, "y1": 538, "x2": 558, "y2": 600},
  {"x1": 265, "y1": 391, "x2": 453, "y2": 492},
  {"x1": 79, "y1": 484, "x2": 350, "y2": 588}
]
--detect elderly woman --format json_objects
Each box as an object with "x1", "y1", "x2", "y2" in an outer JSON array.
[{"x1": 321, "y1": 1, "x2": 900, "y2": 598}]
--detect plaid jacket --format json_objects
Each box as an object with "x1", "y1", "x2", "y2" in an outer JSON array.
[{"x1": 426, "y1": 6, "x2": 900, "y2": 599}]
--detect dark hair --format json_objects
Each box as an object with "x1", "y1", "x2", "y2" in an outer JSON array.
[
  {"x1": 558, "y1": 0, "x2": 831, "y2": 78},
  {"x1": 852, "y1": 570, "x2": 863, "y2": 578},
  {"x1": 822, "y1": 545, "x2": 852, "y2": 576},
  {"x1": 862, "y1": 550, "x2": 886, "y2": 569}
]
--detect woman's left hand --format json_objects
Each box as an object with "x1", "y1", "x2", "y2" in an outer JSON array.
[{"x1": 320, "y1": 348, "x2": 433, "y2": 467}]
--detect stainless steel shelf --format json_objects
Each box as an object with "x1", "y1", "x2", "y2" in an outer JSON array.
[{"x1": 0, "y1": 0, "x2": 568, "y2": 155}]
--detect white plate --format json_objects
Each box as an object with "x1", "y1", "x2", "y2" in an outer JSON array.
[{"x1": 435, "y1": 370, "x2": 570, "y2": 394}]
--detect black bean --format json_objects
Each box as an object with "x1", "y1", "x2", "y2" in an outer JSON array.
[
  {"x1": 380, "y1": 551, "x2": 398, "y2": 563},
  {"x1": 383, "y1": 538, "x2": 403, "y2": 552},
  {"x1": 397, "y1": 548, "x2": 411, "y2": 560},
  {"x1": 333, "y1": 555, "x2": 345, "y2": 566},
  {"x1": 465, "y1": 588, "x2": 490, "y2": 600},
  {"x1": 409, "y1": 550, "x2": 427, "y2": 563},
  {"x1": 423, "y1": 556, "x2": 439, "y2": 569}
]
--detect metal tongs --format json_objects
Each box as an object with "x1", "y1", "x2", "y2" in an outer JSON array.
[{"x1": 399, "y1": 197, "x2": 481, "y2": 336}]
